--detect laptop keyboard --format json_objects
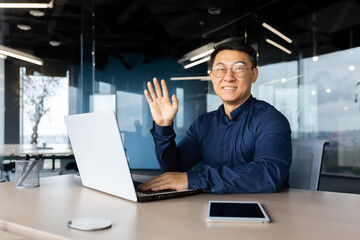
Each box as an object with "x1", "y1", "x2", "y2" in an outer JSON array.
[{"x1": 133, "y1": 181, "x2": 176, "y2": 195}]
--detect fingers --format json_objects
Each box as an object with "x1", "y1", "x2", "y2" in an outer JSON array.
[
  {"x1": 143, "y1": 179, "x2": 170, "y2": 191},
  {"x1": 172, "y1": 94, "x2": 178, "y2": 107},
  {"x1": 147, "y1": 80, "x2": 157, "y2": 101},
  {"x1": 161, "y1": 79, "x2": 169, "y2": 98},
  {"x1": 144, "y1": 77, "x2": 178, "y2": 108},
  {"x1": 137, "y1": 172, "x2": 188, "y2": 191},
  {"x1": 144, "y1": 89, "x2": 152, "y2": 104},
  {"x1": 146, "y1": 78, "x2": 167, "y2": 100},
  {"x1": 153, "y1": 77, "x2": 163, "y2": 98},
  {"x1": 138, "y1": 175, "x2": 168, "y2": 191}
]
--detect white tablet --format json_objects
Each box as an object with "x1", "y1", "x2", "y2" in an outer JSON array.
[{"x1": 206, "y1": 201, "x2": 270, "y2": 223}]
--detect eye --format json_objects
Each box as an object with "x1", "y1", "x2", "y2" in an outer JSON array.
[{"x1": 233, "y1": 67, "x2": 244, "y2": 72}]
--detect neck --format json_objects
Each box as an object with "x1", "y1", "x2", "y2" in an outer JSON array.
[{"x1": 223, "y1": 95, "x2": 251, "y2": 119}]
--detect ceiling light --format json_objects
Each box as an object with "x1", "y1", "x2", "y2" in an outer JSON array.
[
  {"x1": 349, "y1": 65, "x2": 355, "y2": 71},
  {"x1": 344, "y1": 106, "x2": 348, "y2": 111},
  {"x1": 49, "y1": 41, "x2": 61, "y2": 47},
  {"x1": 0, "y1": 45, "x2": 43, "y2": 65},
  {"x1": 208, "y1": 7, "x2": 222, "y2": 15},
  {"x1": 281, "y1": 78, "x2": 286, "y2": 83},
  {"x1": 262, "y1": 23, "x2": 292, "y2": 43},
  {"x1": 326, "y1": 89, "x2": 332, "y2": 93},
  {"x1": 29, "y1": 10, "x2": 45, "y2": 17},
  {"x1": 312, "y1": 56, "x2": 319, "y2": 62},
  {"x1": 17, "y1": 24, "x2": 31, "y2": 31},
  {"x1": 311, "y1": 91, "x2": 317, "y2": 95},
  {"x1": 179, "y1": 39, "x2": 235, "y2": 69},
  {"x1": 170, "y1": 76, "x2": 211, "y2": 81},
  {"x1": 265, "y1": 39, "x2": 292, "y2": 54},
  {"x1": 0, "y1": 0, "x2": 53, "y2": 9},
  {"x1": 190, "y1": 49, "x2": 214, "y2": 61},
  {"x1": 178, "y1": 43, "x2": 216, "y2": 64},
  {"x1": 184, "y1": 56, "x2": 210, "y2": 69}
]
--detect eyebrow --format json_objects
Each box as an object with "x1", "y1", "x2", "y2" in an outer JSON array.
[{"x1": 214, "y1": 61, "x2": 246, "y2": 67}]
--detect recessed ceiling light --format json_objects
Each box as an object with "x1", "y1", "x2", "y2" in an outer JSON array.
[
  {"x1": 348, "y1": 65, "x2": 355, "y2": 71},
  {"x1": 49, "y1": 41, "x2": 61, "y2": 47},
  {"x1": 17, "y1": 24, "x2": 31, "y2": 31},
  {"x1": 29, "y1": 10, "x2": 45, "y2": 17},
  {"x1": 208, "y1": 7, "x2": 222, "y2": 15}
]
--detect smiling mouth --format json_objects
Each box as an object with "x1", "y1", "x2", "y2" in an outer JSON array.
[{"x1": 222, "y1": 87, "x2": 237, "y2": 90}]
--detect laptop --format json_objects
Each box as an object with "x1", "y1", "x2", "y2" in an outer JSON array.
[{"x1": 64, "y1": 110, "x2": 201, "y2": 202}]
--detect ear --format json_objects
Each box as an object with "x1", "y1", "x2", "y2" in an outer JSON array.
[{"x1": 251, "y1": 67, "x2": 259, "y2": 83}]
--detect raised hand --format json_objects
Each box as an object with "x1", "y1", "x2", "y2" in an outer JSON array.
[{"x1": 144, "y1": 78, "x2": 178, "y2": 126}]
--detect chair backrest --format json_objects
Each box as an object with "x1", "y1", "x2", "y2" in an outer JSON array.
[
  {"x1": 289, "y1": 139, "x2": 329, "y2": 191},
  {"x1": 0, "y1": 157, "x2": 4, "y2": 182}
]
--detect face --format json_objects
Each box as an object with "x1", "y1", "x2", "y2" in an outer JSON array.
[{"x1": 210, "y1": 49, "x2": 258, "y2": 109}]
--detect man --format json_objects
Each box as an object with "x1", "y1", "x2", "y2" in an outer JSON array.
[{"x1": 138, "y1": 41, "x2": 292, "y2": 194}]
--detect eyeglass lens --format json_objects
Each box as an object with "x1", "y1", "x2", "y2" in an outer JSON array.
[{"x1": 212, "y1": 63, "x2": 251, "y2": 78}]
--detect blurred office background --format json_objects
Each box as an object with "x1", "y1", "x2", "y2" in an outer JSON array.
[{"x1": 0, "y1": 0, "x2": 359, "y2": 193}]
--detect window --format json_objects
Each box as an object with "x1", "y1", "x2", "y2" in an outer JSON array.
[
  {"x1": 253, "y1": 47, "x2": 360, "y2": 177},
  {"x1": 20, "y1": 68, "x2": 69, "y2": 145}
]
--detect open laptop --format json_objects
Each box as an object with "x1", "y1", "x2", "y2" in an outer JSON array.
[{"x1": 64, "y1": 110, "x2": 200, "y2": 202}]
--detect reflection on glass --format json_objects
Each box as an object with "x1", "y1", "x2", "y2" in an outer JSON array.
[
  {"x1": 303, "y1": 47, "x2": 360, "y2": 176},
  {"x1": 116, "y1": 90, "x2": 158, "y2": 169},
  {"x1": 253, "y1": 47, "x2": 360, "y2": 176},
  {"x1": 176, "y1": 88, "x2": 184, "y2": 128},
  {"x1": 90, "y1": 94, "x2": 116, "y2": 112},
  {"x1": 116, "y1": 91, "x2": 143, "y2": 132},
  {"x1": 206, "y1": 93, "x2": 222, "y2": 112},
  {"x1": 254, "y1": 61, "x2": 299, "y2": 135}
]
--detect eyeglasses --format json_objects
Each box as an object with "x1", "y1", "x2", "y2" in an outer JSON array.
[{"x1": 211, "y1": 63, "x2": 254, "y2": 78}]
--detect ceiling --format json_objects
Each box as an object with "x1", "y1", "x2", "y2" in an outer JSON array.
[{"x1": 1, "y1": 0, "x2": 360, "y2": 69}]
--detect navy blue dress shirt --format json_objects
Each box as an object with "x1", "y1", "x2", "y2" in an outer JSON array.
[{"x1": 150, "y1": 95, "x2": 292, "y2": 194}]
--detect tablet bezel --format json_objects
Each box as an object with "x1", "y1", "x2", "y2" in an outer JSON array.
[{"x1": 206, "y1": 201, "x2": 270, "y2": 223}]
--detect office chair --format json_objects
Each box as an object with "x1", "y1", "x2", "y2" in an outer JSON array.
[
  {"x1": 0, "y1": 157, "x2": 16, "y2": 182},
  {"x1": 0, "y1": 157, "x2": 4, "y2": 182},
  {"x1": 289, "y1": 139, "x2": 329, "y2": 191}
]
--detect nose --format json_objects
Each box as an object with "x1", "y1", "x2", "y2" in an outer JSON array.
[{"x1": 223, "y1": 69, "x2": 235, "y2": 81}]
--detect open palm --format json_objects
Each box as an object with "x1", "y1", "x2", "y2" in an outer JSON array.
[{"x1": 144, "y1": 78, "x2": 178, "y2": 126}]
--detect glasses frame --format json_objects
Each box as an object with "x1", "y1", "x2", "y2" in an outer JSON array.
[{"x1": 211, "y1": 63, "x2": 255, "y2": 78}]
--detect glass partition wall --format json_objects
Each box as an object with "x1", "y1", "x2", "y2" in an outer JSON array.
[
  {"x1": 2, "y1": 1, "x2": 357, "y2": 180},
  {"x1": 77, "y1": 1, "x2": 360, "y2": 176}
]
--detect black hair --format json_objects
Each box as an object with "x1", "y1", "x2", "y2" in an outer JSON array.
[{"x1": 209, "y1": 40, "x2": 257, "y2": 69}]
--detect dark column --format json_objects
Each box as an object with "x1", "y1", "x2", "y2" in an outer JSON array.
[{"x1": 5, "y1": 63, "x2": 19, "y2": 143}]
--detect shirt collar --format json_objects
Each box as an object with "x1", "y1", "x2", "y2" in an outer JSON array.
[{"x1": 218, "y1": 95, "x2": 254, "y2": 121}]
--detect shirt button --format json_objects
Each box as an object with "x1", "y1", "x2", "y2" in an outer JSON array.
[
  {"x1": 191, "y1": 184, "x2": 196, "y2": 188},
  {"x1": 211, "y1": 189, "x2": 215, "y2": 192}
]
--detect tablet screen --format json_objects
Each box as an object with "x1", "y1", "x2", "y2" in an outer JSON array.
[{"x1": 207, "y1": 201, "x2": 270, "y2": 222}]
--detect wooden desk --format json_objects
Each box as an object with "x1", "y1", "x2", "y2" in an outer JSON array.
[{"x1": 0, "y1": 175, "x2": 359, "y2": 240}]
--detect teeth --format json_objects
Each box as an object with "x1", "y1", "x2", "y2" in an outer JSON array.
[{"x1": 223, "y1": 87, "x2": 236, "y2": 90}]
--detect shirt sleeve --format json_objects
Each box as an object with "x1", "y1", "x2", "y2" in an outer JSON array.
[
  {"x1": 187, "y1": 109, "x2": 292, "y2": 194},
  {"x1": 150, "y1": 121, "x2": 202, "y2": 173}
]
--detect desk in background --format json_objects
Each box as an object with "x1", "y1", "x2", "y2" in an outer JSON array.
[
  {"x1": 0, "y1": 143, "x2": 74, "y2": 175},
  {"x1": 0, "y1": 175, "x2": 359, "y2": 240},
  {"x1": 0, "y1": 144, "x2": 73, "y2": 159}
]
